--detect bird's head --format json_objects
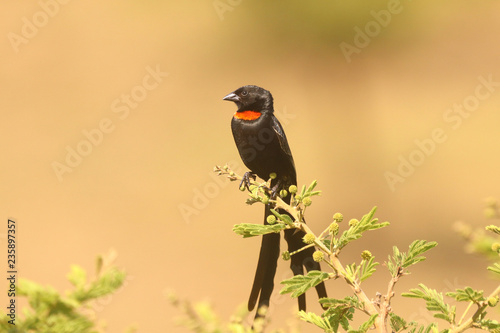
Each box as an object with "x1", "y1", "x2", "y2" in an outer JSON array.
[{"x1": 223, "y1": 85, "x2": 274, "y2": 113}]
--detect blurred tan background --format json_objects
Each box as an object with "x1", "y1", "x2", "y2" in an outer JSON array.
[{"x1": 2, "y1": 0, "x2": 500, "y2": 332}]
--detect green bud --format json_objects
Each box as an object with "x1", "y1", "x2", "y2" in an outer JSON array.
[
  {"x1": 280, "y1": 189, "x2": 288, "y2": 198},
  {"x1": 303, "y1": 233, "x2": 315, "y2": 244},
  {"x1": 261, "y1": 195, "x2": 269, "y2": 204},
  {"x1": 488, "y1": 296, "x2": 498, "y2": 307},
  {"x1": 349, "y1": 219, "x2": 359, "y2": 227},
  {"x1": 269, "y1": 172, "x2": 277, "y2": 180},
  {"x1": 289, "y1": 185, "x2": 298, "y2": 194},
  {"x1": 267, "y1": 215, "x2": 277, "y2": 225},
  {"x1": 256, "y1": 305, "x2": 268, "y2": 317},
  {"x1": 492, "y1": 243, "x2": 500, "y2": 252},
  {"x1": 229, "y1": 171, "x2": 235, "y2": 177},
  {"x1": 329, "y1": 222, "x2": 339, "y2": 235},
  {"x1": 333, "y1": 212, "x2": 343, "y2": 223},
  {"x1": 303, "y1": 197, "x2": 312, "y2": 206},
  {"x1": 239, "y1": 185, "x2": 246, "y2": 191},
  {"x1": 248, "y1": 185, "x2": 258, "y2": 191},
  {"x1": 312, "y1": 251, "x2": 324, "y2": 262},
  {"x1": 282, "y1": 251, "x2": 291, "y2": 261},
  {"x1": 361, "y1": 250, "x2": 372, "y2": 261}
]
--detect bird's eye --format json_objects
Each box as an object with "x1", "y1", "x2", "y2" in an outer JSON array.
[{"x1": 241, "y1": 90, "x2": 248, "y2": 96}]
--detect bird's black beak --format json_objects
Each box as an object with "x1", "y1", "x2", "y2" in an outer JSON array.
[{"x1": 223, "y1": 92, "x2": 240, "y2": 102}]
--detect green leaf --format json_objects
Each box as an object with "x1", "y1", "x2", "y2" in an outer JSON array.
[
  {"x1": 232, "y1": 223, "x2": 286, "y2": 238},
  {"x1": 280, "y1": 214, "x2": 293, "y2": 225},
  {"x1": 73, "y1": 267, "x2": 126, "y2": 302},
  {"x1": 270, "y1": 209, "x2": 294, "y2": 225},
  {"x1": 360, "y1": 257, "x2": 379, "y2": 282},
  {"x1": 407, "y1": 322, "x2": 419, "y2": 333},
  {"x1": 486, "y1": 225, "x2": 500, "y2": 235},
  {"x1": 321, "y1": 296, "x2": 361, "y2": 331},
  {"x1": 280, "y1": 270, "x2": 330, "y2": 298},
  {"x1": 402, "y1": 284, "x2": 455, "y2": 324},
  {"x1": 67, "y1": 265, "x2": 87, "y2": 288},
  {"x1": 403, "y1": 240, "x2": 438, "y2": 268},
  {"x1": 324, "y1": 306, "x2": 355, "y2": 332},
  {"x1": 299, "y1": 311, "x2": 333, "y2": 333},
  {"x1": 337, "y1": 207, "x2": 389, "y2": 251},
  {"x1": 343, "y1": 257, "x2": 378, "y2": 284},
  {"x1": 302, "y1": 180, "x2": 321, "y2": 198},
  {"x1": 245, "y1": 197, "x2": 259, "y2": 205},
  {"x1": 488, "y1": 263, "x2": 500, "y2": 276},
  {"x1": 348, "y1": 314, "x2": 378, "y2": 333},
  {"x1": 386, "y1": 240, "x2": 437, "y2": 277},
  {"x1": 193, "y1": 301, "x2": 218, "y2": 324},
  {"x1": 408, "y1": 323, "x2": 439, "y2": 333},
  {"x1": 300, "y1": 184, "x2": 306, "y2": 197},
  {"x1": 306, "y1": 179, "x2": 318, "y2": 193},
  {"x1": 0, "y1": 255, "x2": 129, "y2": 333},
  {"x1": 345, "y1": 262, "x2": 357, "y2": 283},
  {"x1": 479, "y1": 319, "x2": 500, "y2": 332},
  {"x1": 320, "y1": 296, "x2": 362, "y2": 310},
  {"x1": 389, "y1": 313, "x2": 407, "y2": 332},
  {"x1": 446, "y1": 287, "x2": 484, "y2": 303}
]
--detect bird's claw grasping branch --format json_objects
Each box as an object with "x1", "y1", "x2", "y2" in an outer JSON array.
[{"x1": 239, "y1": 171, "x2": 257, "y2": 191}]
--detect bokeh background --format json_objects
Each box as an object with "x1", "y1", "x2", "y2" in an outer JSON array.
[{"x1": 2, "y1": 1, "x2": 500, "y2": 332}]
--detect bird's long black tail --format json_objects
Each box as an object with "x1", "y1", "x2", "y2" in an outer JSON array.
[
  {"x1": 284, "y1": 227, "x2": 328, "y2": 311},
  {"x1": 248, "y1": 204, "x2": 280, "y2": 314},
  {"x1": 248, "y1": 204, "x2": 328, "y2": 317}
]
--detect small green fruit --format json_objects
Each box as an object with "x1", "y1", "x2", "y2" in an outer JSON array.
[
  {"x1": 361, "y1": 250, "x2": 372, "y2": 261},
  {"x1": 349, "y1": 219, "x2": 359, "y2": 227},
  {"x1": 267, "y1": 215, "x2": 277, "y2": 225},
  {"x1": 303, "y1": 233, "x2": 315, "y2": 244},
  {"x1": 488, "y1": 296, "x2": 498, "y2": 307},
  {"x1": 333, "y1": 213, "x2": 343, "y2": 223},
  {"x1": 313, "y1": 251, "x2": 324, "y2": 262},
  {"x1": 329, "y1": 222, "x2": 339, "y2": 235}
]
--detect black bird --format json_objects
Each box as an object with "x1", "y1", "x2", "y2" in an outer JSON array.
[{"x1": 223, "y1": 85, "x2": 327, "y2": 316}]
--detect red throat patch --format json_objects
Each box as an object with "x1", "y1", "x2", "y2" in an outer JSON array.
[{"x1": 234, "y1": 110, "x2": 261, "y2": 120}]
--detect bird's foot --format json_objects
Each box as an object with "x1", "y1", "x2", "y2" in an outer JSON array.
[
  {"x1": 270, "y1": 180, "x2": 282, "y2": 200},
  {"x1": 239, "y1": 172, "x2": 257, "y2": 191}
]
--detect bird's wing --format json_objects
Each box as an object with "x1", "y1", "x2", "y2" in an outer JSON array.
[{"x1": 271, "y1": 116, "x2": 294, "y2": 160}]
